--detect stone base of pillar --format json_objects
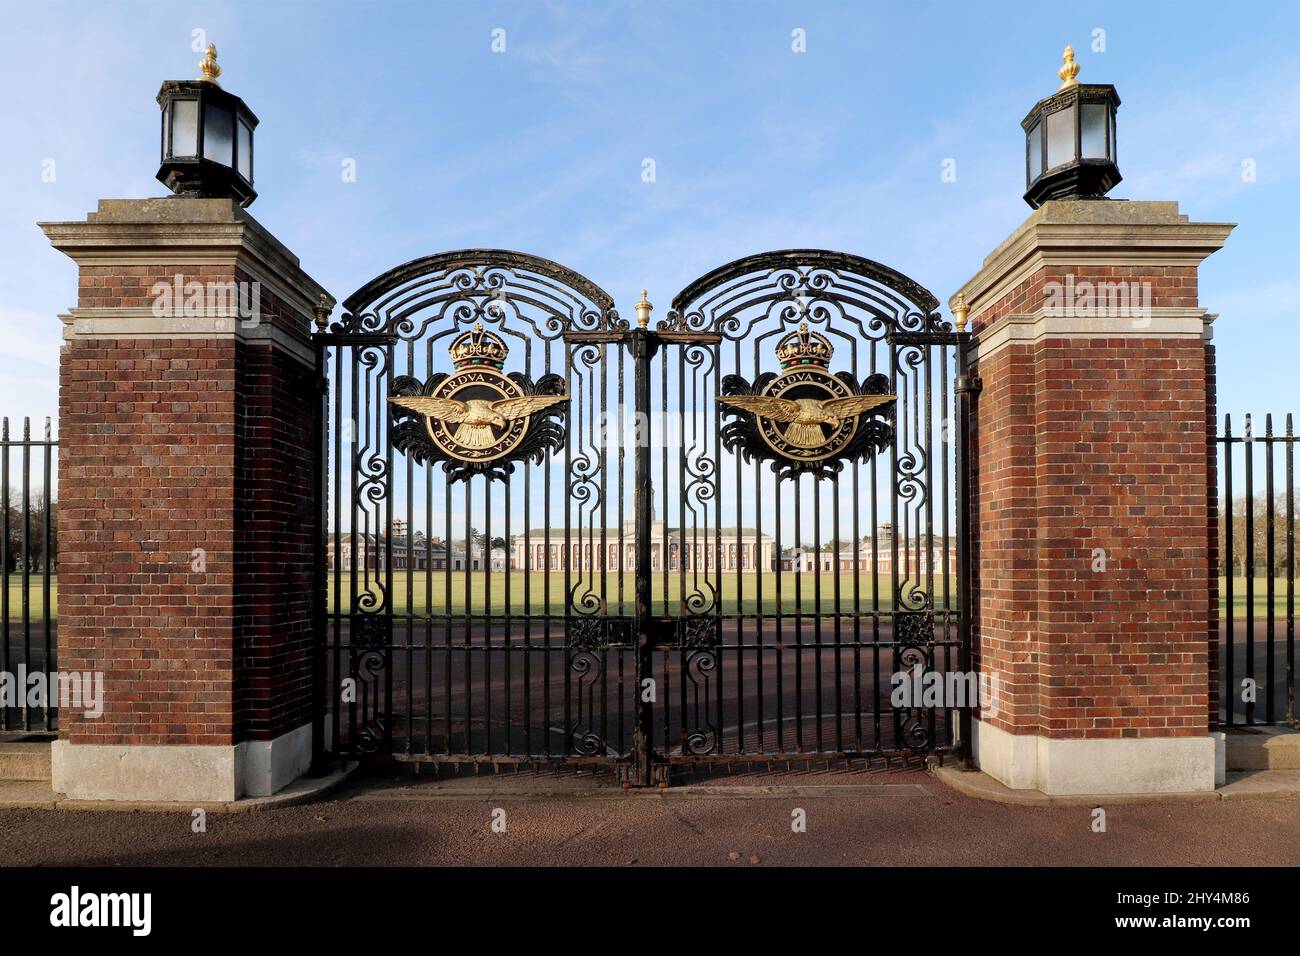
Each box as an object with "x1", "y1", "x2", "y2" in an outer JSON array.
[
  {"x1": 51, "y1": 723, "x2": 312, "y2": 803},
  {"x1": 973, "y1": 719, "x2": 1219, "y2": 795}
]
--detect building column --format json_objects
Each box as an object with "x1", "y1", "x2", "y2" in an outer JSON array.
[
  {"x1": 40, "y1": 198, "x2": 332, "y2": 802},
  {"x1": 954, "y1": 200, "x2": 1232, "y2": 795}
]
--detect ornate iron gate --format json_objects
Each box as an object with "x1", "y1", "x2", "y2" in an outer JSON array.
[{"x1": 313, "y1": 249, "x2": 973, "y2": 784}]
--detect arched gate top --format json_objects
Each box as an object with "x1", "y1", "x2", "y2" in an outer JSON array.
[
  {"x1": 665, "y1": 248, "x2": 944, "y2": 338},
  {"x1": 336, "y1": 248, "x2": 621, "y2": 337}
]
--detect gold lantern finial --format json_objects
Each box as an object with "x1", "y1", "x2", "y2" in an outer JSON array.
[
  {"x1": 952, "y1": 293, "x2": 970, "y2": 332},
  {"x1": 634, "y1": 289, "x2": 653, "y2": 329},
  {"x1": 1058, "y1": 44, "x2": 1079, "y2": 90},
  {"x1": 199, "y1": 43, "x2": 222, "y2": 84}
]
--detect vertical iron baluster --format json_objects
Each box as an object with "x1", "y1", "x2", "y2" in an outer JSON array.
[
  {"x1": 734, "y1": 338, "x2": 745, "y2": 752},
  {"x1": 444, "y1": 483, "x2": 453, "y2": 752},
  {"x1": 349, "y1": 350, "x2": 359, "y2": 752},
  {"x1": 332, "y1": 347, "x2": 342, "y2": 757},
  {"x1": 941, "y1": 345, "x2": 952, "y2": 747},
  {"x1": 425, "y1": 452, "x2": 433, "y2": 755},
  {"x1": 483, "y1": 481, "x2": 491, "y2": 759},
  {"x1": 753, "y1": 339, "x2": 765, "y2": 753},
  {"x1": 563, "y1": 346, "x2": 573, "y2": 757},
  {"x1": 794, "y1": 473, "x2": 803, "y2": 752},
  {"x1": 617, "y1": 345, "x2": 626, "y2": 756},
  {"x1": 21, "y1": 418, "x2": 30, "y2": 730},
  {"x1": 832, "y1": 470, "x2": 843, "y2": 754},
  {"x1": 504, "y1": 480, "x2": 512, "y2": 756},
  {"x1": 543, "y1": 366, "x2": 552, "y2": 761},
  {"x1": 812, "y1": 476, "x2": 822, "y2": 752},
  {"x1": 405, "y1": 342, "x2": 414, "y2": 754},
  {"x1": 1286, "y1": 414, "x2": 1295, "y2": 726},
  {"x1": 1224, "y1": 415, "x2": 1234, "y2": 727},
  {"x1": 870, "y1": 346, "x2": 881, "y2": 750},
  {"x1": 42, "y1": 419, "x2": 52, "y2": 731},
  {"x1": 383, "y1": 346, "x2": 394, "y2": 755},
  {"x1": 889, "y1": 342, "x2": 900, "y2": 749},
  {"x1": 599, "y1": 343, "x2": 609, "y2": 754},
  {"x1": 661, "y1": 351, "x2": 669, "y2": 757},
  {"x1": 523, "y1": 395, "x2": 533, "y2": 756},
  {"x1": 1266, "y1": 415, "x2": 1276, "y2": 723},
  {"x1": 484, "y1": 477, "x2": 492, "y2": 753},
  {"x1": 775, "y1": 470, "x2": 784, "y2": 754},
  {"x1": 661, "y1": 352, "x2": 669, "y2": 623},
  {"x1": 712, "y1": 341, "x2": 723, "y2": 756},
  {"x1": 1245, "y1": 415, "x2": 1255, "y2": 723},
  {"x1": 852, "y1": 439, "x2": 863, "y2": 754},
  {"x1": 464, "y1": 478, "x2": 473, "y2": 751},
  {"x1": 924, "y1": 343, "x2": 935, "y2": 751},
  {"x1": 681, "y1": 345, "x2": 691, "y2": 764}
]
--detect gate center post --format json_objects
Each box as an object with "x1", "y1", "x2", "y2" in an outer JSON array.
[{"x1": 629, "y1": 294, "x2": 660, "y2": 787}]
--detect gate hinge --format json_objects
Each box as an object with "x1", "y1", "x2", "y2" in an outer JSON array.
[{"x1": 955, "y1": 373, "x2": 983, "y2": 395}]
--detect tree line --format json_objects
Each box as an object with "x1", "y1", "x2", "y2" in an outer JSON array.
[
  {"x1": 1220, "y1": 493, "x2": 1296, "y2": 576},
  {"x1": 2, "y1": 497, "x2": 56, "y2": 573}
]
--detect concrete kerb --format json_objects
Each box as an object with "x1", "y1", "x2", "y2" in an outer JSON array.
[
  {"x1": 931, "y1": 763, "x2": 1300, "y2": 805},
  {"x1": 0, "y1": 764, "x2": 358, "y2": 814}
]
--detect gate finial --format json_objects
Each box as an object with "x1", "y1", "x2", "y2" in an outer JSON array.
[
  {"x1": 635, "y1": 289, "x2": 653, "y2": 329},
  {"x1": 1058, "y1": 44, "x2": 1079, "y2": 89},
  {"x1": 952, "y1": 293, "x2": 970, "y2": 332},
  {"x1": 198, "y1": 43, "x2": 222, "y2": 84}
]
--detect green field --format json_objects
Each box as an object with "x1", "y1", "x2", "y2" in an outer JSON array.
[
  {"x1": 1222, "y1": 576, "x2": 1299, "y2": 616},
  {"x1": 327, "y1": 571, "x2": 911, "y2": 616},
  {"x1": 3, "y1": 573, "x2": 57, "y2": 620},
  {"x1": 2, "y1": 573, "x2": 1294, "y2": 622}
]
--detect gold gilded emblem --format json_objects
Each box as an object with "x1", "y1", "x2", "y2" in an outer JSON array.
[
  {"x1": 389, "y1": 324, "x2": 567, "y2": 463},
  {"x1": 718, "y1": 323, "x2": 894, "y2": 463}
]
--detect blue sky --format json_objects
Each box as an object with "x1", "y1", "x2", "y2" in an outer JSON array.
[{"x1": 1, "y1": 0, "x2": 1298, "y2": 434}]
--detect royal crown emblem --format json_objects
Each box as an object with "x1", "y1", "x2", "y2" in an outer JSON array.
[
  {"x1": 388, "y1": 323, "x2": 568, "y2": 480},
  {"x1": 718, "y1": 323, "x2": 896, "y2": 478},
  {"x1": 774, "y1": 324, "x2": 834, "y2": 369},
  {"x1": 448, "y1": 323, "x2": 509, "y2": 370}
]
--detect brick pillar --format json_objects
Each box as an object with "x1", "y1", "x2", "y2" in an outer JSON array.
[
  {"x1": 953, "y1": 200, "x2": 1233, "y2": 795},
  {"x1": 40, "y1": 198, "x2": 332, "y2": 802}
]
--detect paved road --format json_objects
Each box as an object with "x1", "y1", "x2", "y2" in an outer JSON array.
[{"x1": 3, "y1": 768, "x2": 1299, "y2": 867}]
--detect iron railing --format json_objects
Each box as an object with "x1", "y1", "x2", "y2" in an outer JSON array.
[
  {"x1": 1218, "y1": 413, "x2": 1296, "y2": 727},
  {"x1": 1, "y1": 416, "x2": 57, "y2": 734}
]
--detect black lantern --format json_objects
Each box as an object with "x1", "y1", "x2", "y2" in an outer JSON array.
[
  {"x1": 1022, "y1": 45, "x2": 1120, "y2": 209},
  {"x1": 156, "y1": 45, "x2": 258, "y2": 207}
]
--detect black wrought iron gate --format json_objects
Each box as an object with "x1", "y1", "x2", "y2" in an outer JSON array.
[{"x1": 313, "y1": 249, "x2": 973, "y2": 785}]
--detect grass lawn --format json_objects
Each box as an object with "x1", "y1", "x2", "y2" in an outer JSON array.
[
  {"x1": 327, "y1": 571, "x2": 915, "y2": 616},
  {"x1": 2, "y1": 574, "x2": 1294, "y2": 622},
  {"x1": 1222, "y1": 576, "x2": 1299, "y2": 616},
  {"x1": 3, "y1": 573, "x2": 57, "y2": 621}
]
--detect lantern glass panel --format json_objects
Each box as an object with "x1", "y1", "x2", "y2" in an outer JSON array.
[
  {"x1": 1028, "y1": 120, "x2": 1043, "y2": 182},
  {"x1": 204, "y1": 103, "x2": 234, "y2": 167},
  {"x1": 1046, "y1": 103, "x2": 1075, "y2": 170},
  {"x1": 1081, "y1": 103, "x2": 1108, "y2": 159},
  {"x1": 1110, "y1": 110, "x2": 1117, "y2": 161},
  {"x1": 170, "y1": 99, "x2": 199, "y2": 157},
  {"x1": 236, "y1": 119, "x2": 252, "y2": 181}
]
